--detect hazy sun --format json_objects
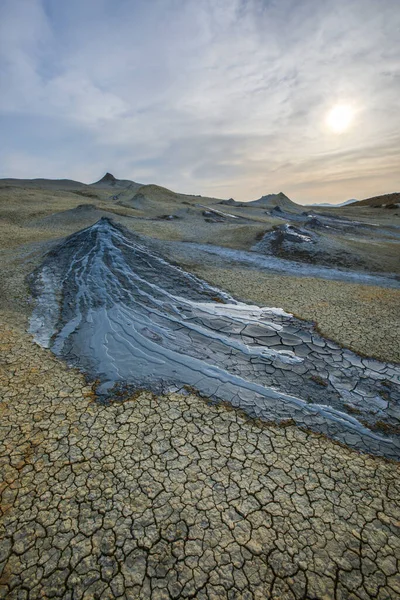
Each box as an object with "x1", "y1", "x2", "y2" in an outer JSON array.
[{"x1": 326, "y1": 104, "x2": 354, "y2": 133}]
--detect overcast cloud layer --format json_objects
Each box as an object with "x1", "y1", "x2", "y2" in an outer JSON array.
[{"x1": 0, "y1": 0, "x2": 399, "y2": 203}]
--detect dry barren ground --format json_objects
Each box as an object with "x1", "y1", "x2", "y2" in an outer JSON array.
[
  {"x1": 190, "y1": 267, "x2": 400, "y2": 364},
  {"x1": 1, "y1": 181, "x2": 400, "y2": 599},
  {"x1": 1, "y1": 317, "x2": 400, "y2": 599}
]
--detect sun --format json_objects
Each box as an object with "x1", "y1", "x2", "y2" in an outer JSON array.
[{"x1": 326, "y1": 104, "x2": 354, "y2": 133}]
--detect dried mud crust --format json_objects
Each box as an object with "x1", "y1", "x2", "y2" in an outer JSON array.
[
  {"x1": 1, "y1": 319, "x2": 400, "y2": 599},
  {"x1": 189, "y1": 266, "x2": 400, "y2": 365}
]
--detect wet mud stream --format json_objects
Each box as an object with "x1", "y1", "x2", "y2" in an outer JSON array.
[
  {"x1": 29, "y1": 219, "x2": 400, "y2": 459},
  {"x1": 174, "y1": 243, "x2": 400, "y2": 288}
]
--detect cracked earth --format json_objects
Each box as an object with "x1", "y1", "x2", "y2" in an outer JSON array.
[
  {"x1": 27, "y1": 220, "x2": 400, "y2": 460},
  {"x1": 1, "y1": 319, "x2": 400, "y2": 599}
]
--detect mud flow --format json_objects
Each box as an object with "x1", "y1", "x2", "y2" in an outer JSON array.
[{"x1": 29, "y1": 219, "x2": 400, "y2": 459}]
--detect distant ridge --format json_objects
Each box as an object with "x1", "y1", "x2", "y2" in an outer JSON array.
[
  {"x1": 311, "y1": 199, "x2": 358, "y2": 208},
  {"x1": 0, "y1": 177, "x2": 86, "y2": 190},
  {"x1": 2, "y1": 172, "x2": 398, "y2": 211},
  {"x1": 351, "y1": 192, "x2": 400, "y2": 208}
]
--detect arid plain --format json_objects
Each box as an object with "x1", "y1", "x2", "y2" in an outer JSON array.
[{"x1": 0, "y1": 175, "x2": 399, "y2": 599}]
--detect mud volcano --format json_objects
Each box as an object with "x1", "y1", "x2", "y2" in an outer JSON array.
[{"x1": 29, "y1": 219, "x2": 400, "y2": 459}]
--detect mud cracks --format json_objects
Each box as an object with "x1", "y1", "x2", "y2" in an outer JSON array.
[{"x1": 29, "y1": 219, "x2": 400, "y2": 459}]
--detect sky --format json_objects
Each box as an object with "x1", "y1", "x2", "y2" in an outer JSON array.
[{"x1": 0, "y1": 0, "x2": 399, "y2": 204}]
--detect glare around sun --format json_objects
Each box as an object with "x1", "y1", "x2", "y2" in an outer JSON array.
[{"x1": 326, "y1": 104, "x2": 354, "y2": 133}]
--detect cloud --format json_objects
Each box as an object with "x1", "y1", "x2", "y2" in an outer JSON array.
[{"x1": 0, "y1": 0, "x2": 399, "y2": 203}]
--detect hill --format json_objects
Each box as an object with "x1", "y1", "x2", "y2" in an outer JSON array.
[
  {"x1": 246, "y1": 192, "x2": 302, "y2": 213},
  {"x1": 0, "y1": 177, "x2": 87, "y2": 190},
  {"x1": 311, "y1": 199, "x2": 358, "y2": 208},
  {"x1": 90, "y1": 172, "x2": 142, "y2": 192},
  {"x1": 219, "y1": 192, "x2": 302, "y2": 212},
  {"x1": 350, "y1": 192, "x2": 400, "y2": 208},
  {"x1": 132, "y1": 184, "x2": 181, "y2": 203}
]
